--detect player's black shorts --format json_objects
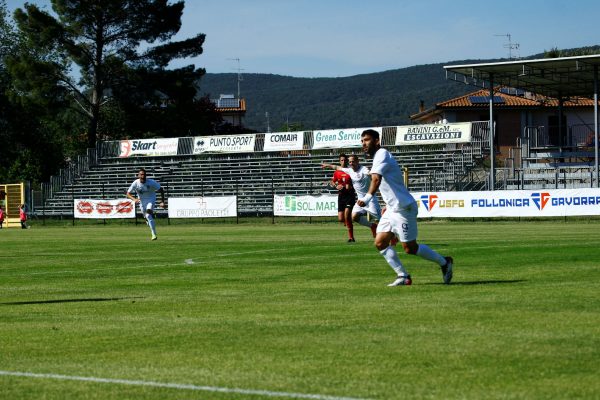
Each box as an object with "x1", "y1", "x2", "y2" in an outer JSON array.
[{"x1": 338, "y1": 191, "x2": 356, "y2": 212}]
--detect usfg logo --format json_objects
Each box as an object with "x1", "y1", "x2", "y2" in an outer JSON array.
[
  {"x1": 419, "y1": 194, "x2": 464, "y2": 211},
  {"x1": 531, "y1": 192, "x2": 551, "y2": 210},
  {"x1": 420, "y1": 194, "x2": 438, "y2": 211}
]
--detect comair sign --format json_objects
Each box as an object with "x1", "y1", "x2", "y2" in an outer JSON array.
[{"x1": 263, "y1": 132, "x2": 304, "y2": 151}]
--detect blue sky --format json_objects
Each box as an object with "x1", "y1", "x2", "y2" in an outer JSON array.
[{"x1": 5, "y1": 0, "x2": 600, "y2": 77}]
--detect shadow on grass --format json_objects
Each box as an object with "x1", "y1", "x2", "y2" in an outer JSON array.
[
  {"x1": 1, "y1": 297, "x2": 144, "y2": 306},
  {"x1": 424, "y1": 279, "x2": 526, "y2": 286}
]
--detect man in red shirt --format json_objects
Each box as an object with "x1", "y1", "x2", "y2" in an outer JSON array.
[{"x1": 328, "y1": 154, "x2": 356, "y2": 242}]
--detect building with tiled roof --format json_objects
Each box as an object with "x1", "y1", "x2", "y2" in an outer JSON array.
[
  {"x1": 212, "y1": 94, "x2": 246, "y2": 127},
  {"x1": 410, "y1": 87, "x2": 599, "y2": 158}
]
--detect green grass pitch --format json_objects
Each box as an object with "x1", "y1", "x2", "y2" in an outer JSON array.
[{"x1": 1, "y1": 220, "x2": 599, "y2": 399}]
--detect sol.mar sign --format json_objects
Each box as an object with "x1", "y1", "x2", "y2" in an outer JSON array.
[{"x1": 273, "y1": 194, "x2": 337, "y2": 216}]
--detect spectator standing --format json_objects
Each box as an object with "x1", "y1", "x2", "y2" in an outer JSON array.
[{"x1": 19, "y1": 204, "x2": 28, "y2": 229}]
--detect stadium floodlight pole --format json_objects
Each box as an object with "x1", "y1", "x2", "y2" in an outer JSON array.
[
  {"x1": 594, "y1": 65, "x2": 599, "y2": 188},
  {"x1": 489, "y1": 74, "x2": 495, "y2": 190}
]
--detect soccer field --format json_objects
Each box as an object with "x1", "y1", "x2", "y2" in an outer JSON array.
[{"x1": 1, "y1": 220, "x2": 599, "y2": 399}]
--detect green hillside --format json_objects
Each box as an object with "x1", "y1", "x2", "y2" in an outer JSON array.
[{"x1": 197, "y1": 60, "x2": 493, "y2": 132}]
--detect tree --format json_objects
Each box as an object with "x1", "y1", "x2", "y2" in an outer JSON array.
[
  {"x1": 8, "y1": 0, "x2": 207, "y2": 148},
  {"x1": 544, "y1": 45, "x2": 600, "y2": 58},
  {"x1": 1, "y1": 0, "x2": 82, "y2": 183}
]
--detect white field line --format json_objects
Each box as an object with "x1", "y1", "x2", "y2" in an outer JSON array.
[
  {"x1": 1, "y1": 246, "x2": 349, "y2": 277},
  {"x1": 0, "y1": 370, "x2": 370, "y2": 400}
]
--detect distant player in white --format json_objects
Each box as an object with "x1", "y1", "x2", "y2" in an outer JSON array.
[
  {"x1": 127, "y1": 168, "x2": 166, "y2": 240},
  {"x1": 322, "y1": 154, "x2": 380, "y2": 237},
  {"x1": 357, "y1": 129, "x2": 453, "y2": 286}
]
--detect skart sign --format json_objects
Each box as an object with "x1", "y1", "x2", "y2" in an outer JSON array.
[{"x1": 119, "y1": 138, "x2": 178, "y2": 157}]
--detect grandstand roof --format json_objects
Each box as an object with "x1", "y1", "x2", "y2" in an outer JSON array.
[{"x1": 444, "y1": 54, "x2": 600, "y2": 98}]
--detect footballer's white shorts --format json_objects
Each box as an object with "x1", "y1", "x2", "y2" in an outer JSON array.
[
  {"x1": 139, "y1": 200, "x2": 155, "y2": 216},
  {"x1": 376, "y1": 201, "x2": 418, "y2": 242},
  {"x1": 352, "y1": 199, "x2": 382, "y2": 220}
]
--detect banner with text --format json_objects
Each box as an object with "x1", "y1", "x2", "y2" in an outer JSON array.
[
  {"x1": 395, "y1": 122, "x2": 471, "y2": 146},
  {"x1": 193, "y1": 134, "x2": 256, "y2": 154},
  {"x1": 274, "y1": 194, "x2": 338, "y2": 216},
  {"x1": 74, "y1": 199, "x2": 135, "y2": 219},
  {"x1": 263, "y1": 131, "x2": 304, "y2": 151},
  {"x1": 168, "y1": 196, "x2": 237, "y2": 218},
  {"x1": 312, "y1": 127, "x2": 381, "y2": 149},
  {"x1": 119, "y1": 138, "x2": 179, "y2": 157},
  {"x1": 413, "y1": 188, "x2": 600, "y2": 218}
]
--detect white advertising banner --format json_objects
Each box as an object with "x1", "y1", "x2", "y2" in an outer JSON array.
[
  {"x1": 413, "y1": 188, "x2": 600, "y2": 218},
  {"x1": 312, "y1": 127, "x2": 381, "y2": 149},
  {"x1": 274, "y1": 194, "x2": 338, "y2": 216},
  {"x1": 74, "y1": 199, "x2": 135, "y2": 219},
  {"x1": 395, "y1": 122, "x2": 472, "y2": 145},
  {"x1": 193, "y1": 134, "x2": 256, "y2": 154},
  {"x1": 168, "y1": 196, "x2": 237, "y2": 218},
  {"x1": 119, "y1": 138, "x2": 179, "y2": 157},
  {"x1": 263, "y1": 131, "x2": 304, "y2": 151}
]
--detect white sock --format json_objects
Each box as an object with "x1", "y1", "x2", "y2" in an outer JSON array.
[
  {"x1": 147, "y1": 214, "x2": 157, "y2": 236},
  {"x1": 357, "y1": 215, "x2": 371, "y2": 227},
  {"x1": 416, "y1": 244, "x2": 446, "y2": 266},
  {"x1": 380, "y1": 246, "x2": 408, "y2": 276}
]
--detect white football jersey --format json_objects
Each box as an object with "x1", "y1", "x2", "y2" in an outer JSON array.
[
  {"x1": 370, "y1": 148, "x2": 414, "y2": 211},
  {"x1": 341, "y1": 165, "x2": 371, "y2": 198},
  {"x1": 127, "y1": 178, "x2": 161, "y2": 204}
]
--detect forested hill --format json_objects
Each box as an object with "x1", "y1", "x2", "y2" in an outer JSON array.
[{"x1": 198, "y1": 59, "x2": 493, "y2": 132}]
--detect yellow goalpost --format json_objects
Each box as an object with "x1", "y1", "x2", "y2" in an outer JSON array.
[{"x1": 0, "y1": 183, "x2": 25, "y2": 228}]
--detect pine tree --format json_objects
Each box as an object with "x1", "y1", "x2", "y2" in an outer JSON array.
[{"x1": 8, "y1": 0, "x2": 207, "y2": 148}]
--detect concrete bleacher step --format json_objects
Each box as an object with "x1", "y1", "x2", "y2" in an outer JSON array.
[{"x1": 41, "y1": 144, "x2": 485, "y2": 215}]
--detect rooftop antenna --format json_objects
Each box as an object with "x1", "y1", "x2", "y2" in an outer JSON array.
[
  {"x1": 227, "y1": 57, "x2": 244, "y2": 98},
  {"x1": 265, "y1": 111, "x2": 271, "y2": 133},
  {"x1": 494, "y1": 34, "x2": 520, "y2": 59}
]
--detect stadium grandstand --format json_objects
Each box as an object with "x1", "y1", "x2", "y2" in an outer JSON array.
[
  {"x1": 28, "y1": 56, "x2": 600, "y2": 218},
  {"x1": 444, "y1": 54, "x2": 600, "y2": 190},
  {"x1": 34, "y1": 122, "x2": 490, "y2": 217}
]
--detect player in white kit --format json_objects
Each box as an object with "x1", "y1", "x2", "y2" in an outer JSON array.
[
  {"x1": 322, "y1": 154, "x2": 380, "y2": 237},
  {"x1": 357, "y1": 129, "x2": 453, "y2": 286},
  {"x1": 127, "y1": 168, "x2": 166, "y2": 240}
]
